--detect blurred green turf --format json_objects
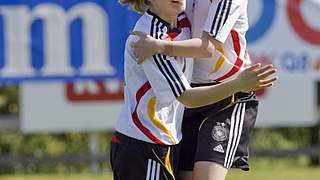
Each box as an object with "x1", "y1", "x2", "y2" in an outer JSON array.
[
  {"x1": 226, "y1": 167, "x2": 320, "y2": 180},
  {"x1": 0, "y1": 173, "x2": 112, "y2": 180},
  {"x1": 0, "y1": 167, "x2": 320, "y2": 180}
]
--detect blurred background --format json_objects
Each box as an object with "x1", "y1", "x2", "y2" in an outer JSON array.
[{"x1": 0, "y1": 0, "x2": 319, "y2": 179}]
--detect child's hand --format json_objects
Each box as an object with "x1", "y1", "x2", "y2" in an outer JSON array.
[
  {"x1": 234, "y1": 63, "x2": 278, "y2": 92},
  {"x1": 131, "y1": 31, "x2": 160, "y2": 64}
]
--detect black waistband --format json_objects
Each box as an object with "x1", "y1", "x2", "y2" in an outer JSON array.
[
  {"x1": 191, "y1": 82, "x2": 256, "y2": 100},
  {"x1": 191, "y1": 82, "x2": 220, "y2": 87},
  {"x1": 113, "y1": 131, "x2": 178, "y2": 147},
  {"x1": 114, "y1": 131, "x2": 148, "y2": 145}
]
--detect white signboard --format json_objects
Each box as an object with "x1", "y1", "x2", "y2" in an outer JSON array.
[
  {"x1": 21, "y1": 81, "x2": 123, "y2": 132},
  {"x1": 248, "y1": 0, "x2": 320, "y2": 127},
  {"x1": 21, "y1": 0, "x2": 320, "y2": 132},
  {"x1": 255, "y1": 77, "x2": 317, "y2": 127}
]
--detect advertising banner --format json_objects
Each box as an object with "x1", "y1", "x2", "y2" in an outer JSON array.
[
  {"x1": 247, "y1": 0, "x2": 320, "y2": 126},
  {"x1": 11, "y1": 0, "x2": 320, "y2": 132},
  {"x1": 0, "y1": 0, "x2": 139, "y2": 82},
  {"x1": 0, "y1": 0, "x2": 138, "y2": 132}
]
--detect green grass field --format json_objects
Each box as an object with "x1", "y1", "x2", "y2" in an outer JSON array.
[
  {"x1": 0, "y1": 167, "x2": 319, "y2": 180},
  {"x1": 226, "y1": 167, "x2": 320, "y2": 180}
]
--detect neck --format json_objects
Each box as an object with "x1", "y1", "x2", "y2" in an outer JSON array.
[{"x1": 149, "y1": 8, "x2": 177, "y2": 27}]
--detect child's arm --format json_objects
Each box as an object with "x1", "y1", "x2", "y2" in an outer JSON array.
[
  {"x1": 134, "y1": 35, "x2": 277, "y2": 108},
  {"x1": 177, "y1": 63, "x2": 277, "y2": 108},
  {"x1": 131, "y1": 0, "x2": 246, "y2": 63},
  {"x1": 131, "y1": 31, "x2": 222, "y2": 63}
]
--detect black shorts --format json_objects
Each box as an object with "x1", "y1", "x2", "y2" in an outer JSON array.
[
  {"x1": 178, "y1": 88, "x2": 258, "y2": 171},
  {"x1": 110, "y1": 132, "x2": 181, "y2": 180}
]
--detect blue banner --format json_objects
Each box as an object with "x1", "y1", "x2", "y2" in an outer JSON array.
[{"x1": 0, "y1": 0, "x2": 140, "y2": 83}]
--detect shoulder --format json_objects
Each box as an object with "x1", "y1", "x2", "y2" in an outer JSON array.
[
  {"x1": 211, "y1": 0, "x2": 245, "y2": 5},
  {"x1": 125, "y1": 13, "x2": 152, "y2": 51},
  {"x1": 132, "y1": 13, "x2": 153, "y2": 35}
]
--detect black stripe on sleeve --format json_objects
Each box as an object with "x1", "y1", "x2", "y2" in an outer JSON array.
[
  {"x1": 223, "y1": 0, "x2": 233, "y2": 25},
  {"x1": 157, "y1": 55, "x2": 183, "y2": 95},
  {"x1": 149, "y1": 19, "x2": 180, "y2": 97},
  {"x1": 155, "y1": 20, "x2": 161, "y2": 39},
  {"x1": 214, "y1": 0, "x2": 229, "y2": 36},
  {"x1": 149, "y1": 16, "x2": 188, "y2": 97},
  {"x1": 163, "y1": 55, "x2": 186, "y2": 92},
  {"x1": 159, "y1": 24, "x2": 166, "y2": 39},
  {"x1": 153, "y1": 55, "x2": 179, "y2": 97},
  {"x1": 210, "y1": 0, "x2": 224, "y2": 35},
  {"x1": 150, "y1": 17, "x2": 155, "y2": 37},
  {"x1": 156, "y1": 23, "x2": 186, "y2": 96}
]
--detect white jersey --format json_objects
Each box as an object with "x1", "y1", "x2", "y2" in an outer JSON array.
[
  {"x1": 116, "y1": 10, "x2": 193, "y2": 145},
  {"x1": 188, "y1": 0, "x2": 249, "y2": 83}
]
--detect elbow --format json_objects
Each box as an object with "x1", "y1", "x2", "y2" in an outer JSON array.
[
  {"x1": 184, "y1": 101, "x2": 204, "y2": 108},
  {"x1": 202, "y1": 45, "x2": 214, "y2": 58},
  {"x1": 182, "y1": 102, "x2": 196, "y2": 108},
  {"x1": 177, "y1": 95, "x2": 199, "y2": 108},
  {"x1": 200, "y1": 38, "x2": 215, "y2": 58},
  {"x1": 200, "y1": 32, "x2": 225, "y2": 58}
]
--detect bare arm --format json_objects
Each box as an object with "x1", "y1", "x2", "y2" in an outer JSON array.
[
  {"x1": 157, "y1": 32, "x2": 221, "y2": 58},
  {"x1": 159, "y1": 36, "x2": 212, "y2": 58},
  {"x1": 177, "y1": 79, "x2": 237, "y2": 108},
  {"x1": 177, "y1": 64, "x2": 277, "y2": 108},
  {"x1": 131, "y1": 31, "x2": 221, "y2": 62}
]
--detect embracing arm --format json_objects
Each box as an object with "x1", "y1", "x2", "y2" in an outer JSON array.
[
  {"x1": 177, "y1": 64, "x2": 277, "y2": 108},
  {"x1": 177, "y1": 79, "x2": 237, "y2": 108},
  {"x1": 156, "y1": 32, "x2": 221, "y2": 58},
  {"x1": 140, "y1": 45, "x2": 277, "y2": 109},
  {"x1": 131, "y1": 31, "x2": 222, "y2": 62}
]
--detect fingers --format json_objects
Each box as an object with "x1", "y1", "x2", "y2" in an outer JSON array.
[
  {"x1": 132, "y1": 49, "x2": 145, "y2": 64},
  {"x1": 257, "y1": 83, "x2": 274, "y2": 90},
  {"x1": 131, "y1": 42, "x2": 138, "y2": 55},
  {"x1": 257, "y1": 68, "x2": 277, "y2": 79},
  {"x1": 132, "y1": 49, "x2": 147, "y2": 64},
  {"x1": 245, "y1": 63, "x2": 261, "y2": 71},
  {"x1": 130, "y1": 43, "x2": 142, "y2": 63},
  {"x1": 130, "y1": 31, "x2": 147, "y2": 38},
  {"x1": 130, "y1": 32, "x2": 153, "y2": 63},
  {"x1": 256, "y1": 77, "x2": 278, "y2": 90},
  {"x1": 131, "y1": 42, "x2": 137, "y2": 48},
  {"x1": 130, "y1": 42, "x2": 150, "y2": 64},
  {"x1": 254, "y1": 64, "x2": 274, "y2": 74},
  {"x1": 137, "y1": 57, "x2": 144, "y2": 64},
  {"x1": 259, "y1": 77, "x2": 278, "y2": 85}
]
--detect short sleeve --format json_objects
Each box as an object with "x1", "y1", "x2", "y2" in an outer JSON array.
[
  {"x1": 203, "y1": 0, "x2": 245, "y2": 43},
  {"x1": 185, "y1": 0, "x2": 195, "y2": 22},
  {"x1": 141, "y1": 55, "x2": 191, "y2": 105}
]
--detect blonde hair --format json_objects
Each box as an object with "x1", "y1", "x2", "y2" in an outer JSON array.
[{"x1": 119, "y1": 0, "x2": 150, "y2": 13}]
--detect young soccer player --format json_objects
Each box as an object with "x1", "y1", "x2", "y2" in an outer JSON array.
[
  {"x1": 112, "y1": 0, "x2": 277, "y2": 180},
  {"x1": 131, "y1": 0, "x2": 267, "y2": 180}
]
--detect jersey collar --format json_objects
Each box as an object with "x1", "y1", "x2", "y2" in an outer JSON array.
[{"x1": 146, "y1": 9, "x2": 178, "y2": 33}]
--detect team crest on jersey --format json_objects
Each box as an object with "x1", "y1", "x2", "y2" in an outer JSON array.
[{"x1": 211, "y1": 122, "x2": 228, "y2": 142}]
